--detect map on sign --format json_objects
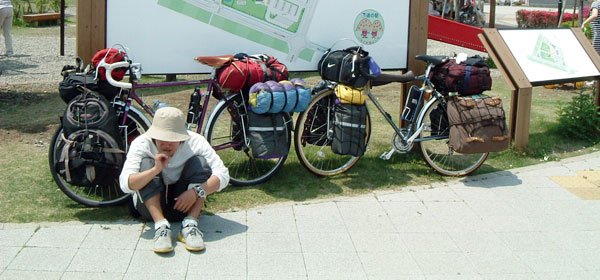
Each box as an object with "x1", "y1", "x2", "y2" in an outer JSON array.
[
  {"x1": 159, "y1": 0, "x2": 323, "y2": 62},
  {"x1": 106, "y1": 0, "x2": 410, "y2": 73},
  {"x1": 498, "y1": 29, "x2": 599, "y2": 83},
  {"x1": 527, "y1": 34, "x2": 574, "y2": 74}
]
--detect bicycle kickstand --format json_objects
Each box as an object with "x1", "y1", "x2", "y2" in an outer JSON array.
[{"x1": 380, "y1": 148, "x2": 395, "y2": 161}]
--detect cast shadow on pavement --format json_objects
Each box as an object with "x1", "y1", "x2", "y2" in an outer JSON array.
[
  {"x1": 459, "y1": 170, "x2": 522, "y2": 188},
  {"x1": 140, "y1": 214, "x2": 248, "y2": 243}
]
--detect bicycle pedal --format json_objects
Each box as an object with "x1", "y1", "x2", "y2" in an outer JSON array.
[{"x1": 380, "y1": 149, "x2": 395, "y2": 161}]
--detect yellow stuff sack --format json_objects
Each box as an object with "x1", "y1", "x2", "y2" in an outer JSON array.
[{"x1": 335, "y1": 84, "x2": 366, "y2": 105}]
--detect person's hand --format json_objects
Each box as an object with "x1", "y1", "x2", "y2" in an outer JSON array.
[
  {"x1": 154, "y1": 153, "x2": 169, "y2": 173},
  {"x1": 174, "y1": 189, "x2": 197, "y2": 213}
]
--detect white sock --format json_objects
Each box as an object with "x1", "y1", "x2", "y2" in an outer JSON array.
[
  {"x1": 182, "y1": 216, "x2": 198, "y2": 228},
  {"x1": 154, "y1": 219, "x2": 170, "y2": 230}
]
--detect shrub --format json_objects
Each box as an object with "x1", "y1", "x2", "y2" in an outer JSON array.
[
  {"x1": 485, "y1": 56, "x2": 497, "y2": 69},
  {"x1": 517, "y1": 8, "x2": 590, "y2": 28},
  {"x1": 556, "y1": 90, "x2": 600, "y2": 143}
]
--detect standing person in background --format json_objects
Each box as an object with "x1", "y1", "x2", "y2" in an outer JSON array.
[
  {"x1": 0, "y1": 0, "x2": 13, "y2": 57},
  {"x1": 583, "y1": 0, "x2": 600, "y2": 54}
]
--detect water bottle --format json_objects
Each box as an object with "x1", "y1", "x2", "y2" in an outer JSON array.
[
  {"x1": 152, "y1": 99, "x2": 170, "y2": 111},
  {"x1": 401, "y1": 87, "x2": 421, "y2": 122},
  {"x1": 187, "y1": 88, "x2": 203, "y2": 124}
]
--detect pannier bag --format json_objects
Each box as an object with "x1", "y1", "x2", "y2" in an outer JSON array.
[
  {"x1": 430, "y1": 55, "x2": 492, "y2": 96},
  {"x1": 332, "y1": 103, "x2": 368, "y2": 157},
  {"x1": 335, "y1": 84, "x2": 366, "y2": 105},
  {"x1": 57, "y1": 91, "x2": 125, "y2": 187},
  {"x1": 62, "y1": 91, "x2": 123, "y2": 143},
  {"x1": 59, "y1": 72, "x2": 119, "y2": 103},
  {"x1": 56, "y1": 129, "x2": 125, "y2": 187},
  {"x1": 318, "y1": 46, "x2": 371, "y2": 88},
  {"x1": 248, "y1": 78, "x2": 311, "y2": 114},
  {"x1": 91, "y1": 48, "x2": 128, "y2": 81},
  {"x1": 248, "y1": 111, "x2": 289, "y2": 159},
  {"x1": 447, "y1": 95, "x2": 509, "y2": 154},
  {"x1": 217, "y1": 53, "x2": 289, "y2": 93}
]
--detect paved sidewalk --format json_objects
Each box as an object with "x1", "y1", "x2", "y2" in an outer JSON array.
[{"x1": 1, "y1": 152, "x2": 600, "y2": 279}]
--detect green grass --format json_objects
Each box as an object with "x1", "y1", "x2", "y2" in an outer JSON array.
[{"x1": 0, "y1": 74, "x2": 598, "y2": 223}]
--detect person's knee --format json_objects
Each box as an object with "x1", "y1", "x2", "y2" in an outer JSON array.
[
  {"x1": 181, "y1": 156, "x2": 212, "y2": 183},
  {"x1": 140, "y1": 157, "x2": 155, "y2": 172}
]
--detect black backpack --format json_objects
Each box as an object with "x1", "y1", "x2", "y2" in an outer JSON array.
[
  {"x1": 318, "y1": 46, "x2": 370, "y2": 88},
  {"x1": 59, "y1": 72, "x2": 119, "y2": 103},
  {"x1": 55, "y1": 90, "x2": 125, "y2": 187}
]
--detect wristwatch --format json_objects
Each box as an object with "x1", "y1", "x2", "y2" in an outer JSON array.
[{"x1": 194, "y1": 185, "x2": 207, "y2": 200}]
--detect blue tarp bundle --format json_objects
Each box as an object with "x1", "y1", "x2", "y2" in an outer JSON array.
[{"x1": 248, "y1": 78, "x2": 311, "y2": 114}]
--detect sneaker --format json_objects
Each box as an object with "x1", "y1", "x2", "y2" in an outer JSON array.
[
  {"x1": 5, "y1": 52, "x2": 13, "y2": 57},
  {"x1": 153, "y1": 225, "x2": 173, "y2": 253},
  {"x1": 178, "y1": 225, "x2": 205, "y2": 251}
]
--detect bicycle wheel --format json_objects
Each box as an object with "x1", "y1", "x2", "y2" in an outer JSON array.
[
  {"x1": 419, "y1": 97, "x2": 488, "y2": 176},
  {"x1": 205, "y1": 97, "x2": 292, "y2": 186},
  {"x1": 294, "y1": 89, "x2": 371, "y2": 176},
  {"x1": 48, "y1": 108, "x2": 149, "y2": 207}
]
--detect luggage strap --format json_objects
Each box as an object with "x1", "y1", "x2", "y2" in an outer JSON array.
[{"x1": 462, "y1": 66, "x2": 472, "y2": 93}]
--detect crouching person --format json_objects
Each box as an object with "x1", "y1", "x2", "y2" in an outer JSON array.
[{"x1": 119, "y1": 107, "x2": 229, "y2": 253}]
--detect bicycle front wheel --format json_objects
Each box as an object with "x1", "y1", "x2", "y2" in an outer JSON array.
[
  {"x1": 48, "y1": 109, "x2": 149, "y2": 207},
  {"x1": 206, "y1": 98, "x2": 291, "y2": 186},
  {"x1": 294, "y1": 89, "x2": 371, "y2": 176},
  {"x1": 419, "y1": 97, "x2": 488, "y2": 176}
]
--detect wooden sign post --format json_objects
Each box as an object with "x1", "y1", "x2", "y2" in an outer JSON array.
[{"x1": 479, "y1": 27, "x2": 600, "y2": 150}]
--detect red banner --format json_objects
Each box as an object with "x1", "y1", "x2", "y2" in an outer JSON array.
[{"x1": 428, "y1": 15, "x2": 486, "y2": 52}]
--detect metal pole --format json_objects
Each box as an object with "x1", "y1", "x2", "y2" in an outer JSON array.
[
  {"x1": 490, "y1": 0, "x2": 496, "y2": 28},
  {"x1": 572, "y1": 0, "x2": 577, "y2": 27},
  {"x1": 558, "y1": 0, "x2": 563, "y2": 23},
  {"x1": 442, "y1": 0, "x2": 447, "y2": 19},
  {"x1": 579, "y1": 0, "x2": 584, "y2": 27},
  {"x1": 60, "y1": 0, "x2": 65, "y2": 56}
]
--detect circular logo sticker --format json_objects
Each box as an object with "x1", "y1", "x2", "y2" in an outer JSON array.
[{"x1": 354, "y1": 9, "x2": 384, "y2": 45}]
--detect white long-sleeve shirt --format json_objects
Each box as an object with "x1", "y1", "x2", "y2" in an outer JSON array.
[{"x1": 119, "y1": 131, "x2": 229, "y2": 198}]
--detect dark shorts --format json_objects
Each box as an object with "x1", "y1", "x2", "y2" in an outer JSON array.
[{"x1": 132, "y1": 155, "x2": 212, "y2": 222}]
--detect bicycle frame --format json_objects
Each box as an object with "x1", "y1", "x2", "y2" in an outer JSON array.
[
  {"x1": 112, "y1": 67, "x2": 244, "y2": 152},
  {"x1": 364, "y1": 62, "x2": 446, "y2": 147}
]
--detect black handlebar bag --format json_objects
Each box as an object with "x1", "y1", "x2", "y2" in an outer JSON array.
[{"x1": 318, "y1": 46, "x2": 371, "y2": 88}]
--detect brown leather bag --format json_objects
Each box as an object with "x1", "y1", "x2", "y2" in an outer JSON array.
[{"x1": 446, "y1": 96, "x2": 509, "y2": 154}]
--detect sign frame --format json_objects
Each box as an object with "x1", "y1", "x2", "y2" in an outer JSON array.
[{"x1": 479, "y1": 27, "x2": 600, "y2": 150}]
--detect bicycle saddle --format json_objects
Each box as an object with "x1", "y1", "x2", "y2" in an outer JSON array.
[
  {"x1": 194, "y1": 55, "x2": 234, "y2": 67},
  {"x1": 415, "y1": 55, "x2": 449, "y2": 66}
]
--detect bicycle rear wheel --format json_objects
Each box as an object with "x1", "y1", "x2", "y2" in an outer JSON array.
[
  {"x1": 419, "y1": 97, "x2": 488, "y2": 176},
  {"x1": 294, "y1": 89, "x2": 371, "y2": 176},
  {"x1": 205, "y1": 96, "x2": 291, "y2": 186},
  {"x1": 48, "y1": 106, "x2": 149, "y2": 207}
]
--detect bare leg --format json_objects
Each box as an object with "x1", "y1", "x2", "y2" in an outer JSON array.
[{"x1": 144, "y1": 194, "x2": 166, "y2": 223}]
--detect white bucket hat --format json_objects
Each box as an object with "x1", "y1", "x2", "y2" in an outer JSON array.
[{"x1": 145, "y1": 107, "x2": 190, "y2": 142}]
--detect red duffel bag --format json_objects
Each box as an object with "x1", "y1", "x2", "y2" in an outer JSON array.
[
  {"x1": 429, "y1": 55, "x2": 492, "y2": 96},
  {"x1": 217, "y1": 54, "x2": 289, "y2": 93},
  {"x1": 91, "y1": 48, "x2": 127, "y2": 81}
]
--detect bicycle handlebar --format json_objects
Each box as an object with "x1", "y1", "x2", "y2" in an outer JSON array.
[
  {"x1": 97, "y1": 60, "x2": 132, "y2": 89},
  {"x1": 356, "y1": 56, "x2": 415, "y2": 85}
]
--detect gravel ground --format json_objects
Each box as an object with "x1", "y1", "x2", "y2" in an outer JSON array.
[{"x1": 0, "y1": 32, "x2": 76, "y2": 85}]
